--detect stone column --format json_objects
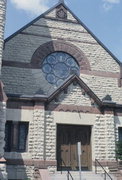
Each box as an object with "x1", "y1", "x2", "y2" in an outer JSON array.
[
  {"x1": 29, "y1": 102, "x2": 45, "y2": 159},
  {"x1": 104, "y1": 108, "x2": 116, "y2": 161},
  {"x1": 94, "y1": 113, "x2": 106, "y2": 161},
  {"x1": 0, "y1": 0, "x2": 8, "y2": 179},
  {"x1": 0, "y1": 0, "x2": 7, "y2": 74},
  {"x1": 0, "y1": 101, "x2": 7, "y2": 179},
  {"x1": 0, "y1": 158, "x2": 7, "y2": 180},
  {"x1": 94, "y1": 107, "x2": 116, "y2": 169}
]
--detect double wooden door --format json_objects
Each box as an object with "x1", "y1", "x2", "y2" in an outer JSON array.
[{"x1": 57, "y1": 125, "x2": 91, "y2": 171}]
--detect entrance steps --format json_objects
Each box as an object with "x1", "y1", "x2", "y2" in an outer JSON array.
[{"x1": 50, "y1": 171, "x2": 117, "y2": 180}]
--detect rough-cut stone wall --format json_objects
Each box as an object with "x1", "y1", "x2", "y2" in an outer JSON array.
[
  {"x1": 29, "y1": 103, "x2": 45, "y2": 159},
  {"x1": 80, "y1": 74, "x2": 122, "y2": 104},
  {"x1": 45, "y1": 111, "x2": 56, "y2": 161},
  {"x1": 94, "y1": 113, "x2": 116, "y2": 161},
  {"x1": 0, "y1": 101, "x2": 7, "y2": 180},
  {"x1": 0, "y1": 0, "x2": 6, "y2": 74},
  {"x1": 0, "y1": 0, "x2": 7, "y2": 179},
  {"x1": 0, "y1": 102, "x2": 6, "y2": 157},
  {"x1": 50, "y1": 83, "x2": 93, "y2": 106},
  {"x1": 0, "y1": 162, "x2": 7, "y2": 180}
]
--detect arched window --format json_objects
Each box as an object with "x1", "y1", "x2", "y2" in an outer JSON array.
[{"x1": 42, "y1": 52, "x2": 80, "y2": 86}]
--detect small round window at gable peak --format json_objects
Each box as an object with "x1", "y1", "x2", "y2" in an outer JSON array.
[{"x1": 41, "y1": 52, "x2": 80, "y2": 87}]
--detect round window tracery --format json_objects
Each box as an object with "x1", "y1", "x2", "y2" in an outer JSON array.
[{"x1": 42, "y1": 52, "x2": 80, "y2": 86}]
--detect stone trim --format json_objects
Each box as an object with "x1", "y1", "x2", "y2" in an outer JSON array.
[
  {"x1": 6, "y1": 159, "x2": 57, "y2": 168},
  {"x1": 6, "y1": 101, "x2": 122, "y2": 116},
  {"x1": 46, "y1": 104, "x2": 102, "y2": 114},
  {"x1": 31, "y1": 40, "x2": 91, "y2": 71},
  {"x1": 0, "y1": 81, "x2": 7, "y2": 102}
]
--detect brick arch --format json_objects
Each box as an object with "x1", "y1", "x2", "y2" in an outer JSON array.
[{"x1": 31, "y1": 40, "x2": 91, "y2": 70}]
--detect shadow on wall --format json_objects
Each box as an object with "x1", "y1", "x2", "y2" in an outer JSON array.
[
  {"x1": 5, "y1": 106, "x2": 30, "y2": 179},
  {"x1": 3, "y1": 14, "x2": 56, "y2": 180}
]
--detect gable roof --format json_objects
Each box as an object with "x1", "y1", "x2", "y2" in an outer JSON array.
[
  {"x1": 5, "y1": 1, "x2": 121, "y2": 65},
  {"x1": 47, "y1": 75, "x2": 102, "y2": 106},
  {"x1": 5, "y1": 1, "x2": 64, "y2": 43}
]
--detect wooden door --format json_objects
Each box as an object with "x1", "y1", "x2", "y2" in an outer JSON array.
[{"x1": 57, "y1": 125, "x2": 91, "y2": 171}]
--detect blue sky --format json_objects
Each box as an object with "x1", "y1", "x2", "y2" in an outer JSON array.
[{"x1": 5, "y1": 0, "x2": 122, "y2": 61}]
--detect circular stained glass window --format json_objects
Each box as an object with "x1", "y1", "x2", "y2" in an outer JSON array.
[{"x1": 42, "y1": 52, "x2": 80, "y2": 86}]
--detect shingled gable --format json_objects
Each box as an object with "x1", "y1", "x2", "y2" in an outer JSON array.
[{"x1": 4, "y1": 1, "x2": 121, "y2": 67}]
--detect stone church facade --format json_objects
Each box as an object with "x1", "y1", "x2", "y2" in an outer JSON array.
[{"x1": 1, "y1": 1, "x2": 122, "y2": 179}]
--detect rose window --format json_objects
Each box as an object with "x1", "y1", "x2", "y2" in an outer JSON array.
[{"x1": 42, "y1": 52, "x2": 80, "y2": 86}]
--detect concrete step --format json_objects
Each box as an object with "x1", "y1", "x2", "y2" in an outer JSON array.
[{"x1": 50, "y1": 171, "x2": 113, "y2": 180}]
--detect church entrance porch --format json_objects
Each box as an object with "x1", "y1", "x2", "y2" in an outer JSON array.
[{"x1": 57, "y1": 124, "x2": 92, "y2": 171}]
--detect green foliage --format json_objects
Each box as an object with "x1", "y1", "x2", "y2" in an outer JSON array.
[{"x1": 116, "y1": 141, "x2": 122, "y2": 160}]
